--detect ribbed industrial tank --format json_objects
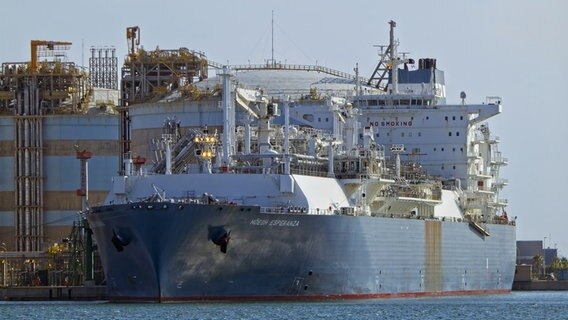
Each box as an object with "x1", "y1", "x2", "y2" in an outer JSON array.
[{"x1": 0, "y1": 111, "x2": 118, "y2": 251}]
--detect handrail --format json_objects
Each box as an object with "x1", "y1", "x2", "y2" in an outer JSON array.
[{"x1": 207, "y1": 61, "x2": 379, "y2": 87}]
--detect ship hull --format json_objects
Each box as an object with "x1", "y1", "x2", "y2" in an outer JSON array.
[{"x1": 87, "y1": 202, "x2": 516, "y2": 302}]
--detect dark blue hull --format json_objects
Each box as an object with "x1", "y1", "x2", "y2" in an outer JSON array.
[{"x1": 87, "y1": 202, "x2": 516, "y2": 302}]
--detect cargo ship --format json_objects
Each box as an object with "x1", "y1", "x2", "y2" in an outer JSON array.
[{"x1": 86, "y1": 21, "x2": 515, "y2": 302}]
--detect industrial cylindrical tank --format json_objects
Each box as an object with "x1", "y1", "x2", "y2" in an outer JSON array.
[{"x1": 0, "y1": 112, "x2": 118, "y2": 251}]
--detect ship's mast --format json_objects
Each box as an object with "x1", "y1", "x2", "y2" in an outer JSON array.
[
  {"x1": 388, "y1": 20, "x2": 399, "y2": 94},
  {"x1": 367, "y1": 20, "x2": 402, "y2": 92}
]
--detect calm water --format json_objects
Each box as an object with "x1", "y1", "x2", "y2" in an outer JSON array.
[{"x1": 0, "y1": 291, "x2": 566, "y2": 320}]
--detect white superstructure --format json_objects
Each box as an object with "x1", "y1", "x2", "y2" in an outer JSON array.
[{"x1": 353, "y1": 21, "x2": 507, "y2": 222}]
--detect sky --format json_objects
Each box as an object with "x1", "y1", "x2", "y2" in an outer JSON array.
[{"x1": 1, "y1": 1, "x2": 567, "y2": 255}]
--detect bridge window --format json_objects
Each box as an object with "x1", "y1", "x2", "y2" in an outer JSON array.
[
  {"x1": 449, "y1": 132, "x2": 452, "y2": 136},
  {"x1": 456, "y1": 132, "x2": 460, "y2": 136}
]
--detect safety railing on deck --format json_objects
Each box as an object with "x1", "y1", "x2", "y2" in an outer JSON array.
[{"x1": 207, "y1": 61, "x2": 378, "y2": 87}]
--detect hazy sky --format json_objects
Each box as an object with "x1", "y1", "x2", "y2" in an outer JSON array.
[{"x1": 2, "y1": 1, "x2": 567, "y2": 255}]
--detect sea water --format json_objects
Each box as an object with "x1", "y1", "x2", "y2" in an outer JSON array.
[{"x1": 0, "y1": 291, "x2": 565, "y2": 320}]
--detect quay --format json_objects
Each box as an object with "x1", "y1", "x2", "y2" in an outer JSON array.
[
  {"x1": 512, "y1": 264, "x2": 568, "y2": 291},
  {"x1": 0, "y1": 286, "x2": 106, "y2": 301},
  {"x1": 513, "y1": 280, "x2": 568, "y2": 291}
]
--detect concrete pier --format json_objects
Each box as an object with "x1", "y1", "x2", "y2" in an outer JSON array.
[
  {"x1": 513, "y1": 280, "x2": 568, "y2": 291},
  {"x1": 0, "y1": 286, "x2": 106, "y2": 301}
]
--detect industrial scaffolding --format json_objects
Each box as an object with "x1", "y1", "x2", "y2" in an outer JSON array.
[
  {"x1": 89, "y1": 46, "x2": 118, "y2": 90},
  {"x1": 0, "y1": 41, "x2": 89, "y2": 251},
  {"x1": 118, "y1": 26, "x2": 210, "y2": 173}
]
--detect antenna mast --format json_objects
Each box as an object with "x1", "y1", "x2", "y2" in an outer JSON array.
[
  {"x1": 367, "y1": 20, "x2": 403, "y2": 92},
  {"x1": 271, "y1": 10, "x2": 275, "y2": 67}
]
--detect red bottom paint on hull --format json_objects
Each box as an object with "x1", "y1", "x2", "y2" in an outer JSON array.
[{"x1": 110, "y1": 289, "x2": 511, "y2": 303}]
